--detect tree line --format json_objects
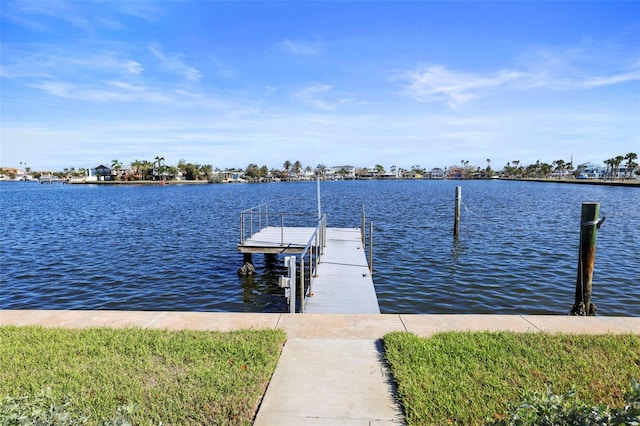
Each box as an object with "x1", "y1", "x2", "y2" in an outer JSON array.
[
  {"x1": 4, "y1": 152, "x2": 637, "y2": 182},
  {"x1": 499, "y1": 153, "x2": 637, "y2": 180}
]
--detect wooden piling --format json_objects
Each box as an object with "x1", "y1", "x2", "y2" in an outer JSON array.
[
  {"x1": 453, "y1": 186, "x2": 461, "y2": 237},
  {"x1": 570, "y1": 202, "x2": 600, "y2": 316}
]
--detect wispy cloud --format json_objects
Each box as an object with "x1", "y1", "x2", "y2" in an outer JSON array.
[
  {"x1": 3, "y1": 0, "x2": 162, "y2": 32},
  {"x1": 394, "y1": 60, "x2": 640, "y2": 107},
  {"x1": 293, "y1": 84, "x2": 355, "y2": 111},
  {"x1": 395, "y1": 33, "x2": 640, "y2": 108},
  {"x1": 0, "y1": 48, "x2": 143, "y2": 79},
  {"x1": 393, "y1": 65, "x2": 523, "y2": 107},
  {"x1": 149, "y1": 45, "x2": 202, "y2": 81},
  {"x1": 277, "y1": 37, "x2": 322, "y2": 57},
  {"x1": 27, "y1": 79, "x2": 233, "y2": 110}
]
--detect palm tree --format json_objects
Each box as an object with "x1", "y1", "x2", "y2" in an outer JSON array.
[
  {"x1": 613, "y1": 155, "x2": 624, "y2": 181},
  {"x1": 624, "y1": 153, "x2": 637, "y2": 180},
  {"x1": 603, "y1": 158, "x2": 613, "y2": 180},
  {"x1": 540, "y1": 163, "x2": 552, "y2": 178},
  {"x1": 293, "y1": 160, "x2": 302, "y2": 175},
  {"x1": 154, "y1": 156, "x2": 165, "y2": 181},
  {"x1": 111, "y1": 159, "x2": 122, "y2": 181},
  {"x1": 200, "y1": 164, "x2": 213, "y2": 181},
  {"x1": 316, "y1": 164, "x2": 327, "y2": 178},
  {"x1": 553, "y1": 159, "x2": 565, "y2": 178},
  {"x1": 131, "y1": 159, "x2": 143, "y2": 180}
]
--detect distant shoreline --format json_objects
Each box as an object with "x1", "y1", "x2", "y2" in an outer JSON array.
[
  {"x1": 65, "y1": 180, "x2": 211, "y2": 185},
  {"x1": 6, "y1": 177, "x2": 639, "y2": 187},
  {"x1": 504, "y1": 178, "x2": 640, "y2": 187}
]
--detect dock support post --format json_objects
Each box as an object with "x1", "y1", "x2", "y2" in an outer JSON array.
[
  {"x1": 369, "y1": 221, "x2": 373, "y2": 275},
  {"x1": 283, "y1": 256, "x2": 296, "y2": 314},
  {"x1": 570, "y1": 202, "x2": 602, "y2": 316},
  {"x1": 280, "y1": 214, "x2": 284, "y2": 246},
  {"x1": 453, "y1": 186, "x2": 461, "y2": 237},
  {"x1": 299, "y1": 257, "x2": 305, "y2": 313},
  {"x1": 317, "y1": 177, "x2": 322, "y2": 220},
  {"x1": 361, "y1": 205, "x2": 365, "y2": 245},
  {"x1": 238, "y1": 253, "x2": 255, "y2": 276}
]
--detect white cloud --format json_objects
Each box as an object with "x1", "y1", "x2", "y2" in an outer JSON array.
[
  {"x1": 393, "y1": 65, "x2": 524, "y2": 107},
  {"x1": 149, "y1": 45, "x2": 202, "y2": 81},
  {"x1": 25, "y1": 79, "x2": 238, "y2": 111},
  {"x1": 293, "y1": 84, "x2": 355, "y2": 111},
  {"x1": 394, "y1": 58, "x2": 640, "y2": 107},
  {"x1": 277, "y1": 38, "x2": 322, "y2": 56}
]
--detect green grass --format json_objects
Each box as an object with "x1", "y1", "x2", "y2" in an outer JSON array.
[
  {"x1": 0, "y1": 326, "x2": 286, "y2": 425},
  {"x1": 383, "y1": 331, "x2": 640, "y2": 425}
]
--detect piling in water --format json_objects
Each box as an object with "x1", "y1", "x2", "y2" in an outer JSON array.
[
  {"x1": 453, "y1": 186, "x2": 461, "y2": 237},
  {"x1": 570, "y1": 202, "x2": 601, "y2": 316},
  {"x1": 238, "y1": 253, "x2": 255, "y2": 276}
]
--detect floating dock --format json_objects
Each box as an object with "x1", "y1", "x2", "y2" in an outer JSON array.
[{"x1": 237, "y1": 204, "x2": 380, "y2": 314}]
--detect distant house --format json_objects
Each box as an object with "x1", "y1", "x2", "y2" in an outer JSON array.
[
  {"x1": 577, "y1": 162, "x2": 605, "y2": 179},
  {"x1": 220, "y1": 171, "x2": 246, "y2": 183},
  {"x1": 427, "y1": 167, "x2": 445, "y2": 179},
  {"x1": 93, "y1": 165, "x2": 112, "y2": 181},
  {"x1": 330, "y1": 165, "x2": 356, "y2": 180}
]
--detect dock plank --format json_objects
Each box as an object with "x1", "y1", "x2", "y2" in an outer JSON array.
[{"x1": 305, "y1": 228, "x2": 380, "y2": 314}]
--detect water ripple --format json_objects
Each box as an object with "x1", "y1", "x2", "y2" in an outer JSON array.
[{"x1": 1, "y1": 180, "x2": 638, "y2": 316}]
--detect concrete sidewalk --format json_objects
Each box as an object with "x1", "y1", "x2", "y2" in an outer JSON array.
[
  {"x1": 2, "y1": 311, "x2": 639, "y2": 425},
  {"x1": 254, "y1": 339, "x2": 403, "y2": 425}
]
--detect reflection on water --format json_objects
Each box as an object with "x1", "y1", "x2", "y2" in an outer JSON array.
[{"x1": 1, "y1": 180, "x2": 638, "y2": 316}]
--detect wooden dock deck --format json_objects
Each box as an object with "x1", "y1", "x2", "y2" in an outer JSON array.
[{"x1": 305, "y1": 228, "x2": 380, "y2": 314}]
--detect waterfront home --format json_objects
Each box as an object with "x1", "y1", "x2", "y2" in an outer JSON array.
[
  {"x1": 93, "y1": 165, "x2": 112, "y2": 181},
  {"x1": 577, "y1": 162, "x2": 606, "y2": 179},
  {"x1": 428, "y1": 167, "x2": 445, "y2": 179},
  {"x1": 330, "y1": 165, "x2": 357, "y2": 180}
]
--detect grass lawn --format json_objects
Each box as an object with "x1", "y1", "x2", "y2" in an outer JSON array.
[
  {"x1": 0, "y1": 326, "x2": 286, "y2": 425},
  {"x1": 383, "y1": 331, "x2": 640, "y2": 425}
]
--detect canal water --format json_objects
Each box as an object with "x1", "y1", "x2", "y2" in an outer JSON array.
[{"x1": 1, "y1": 180, "x2": 638, "y2": 316}]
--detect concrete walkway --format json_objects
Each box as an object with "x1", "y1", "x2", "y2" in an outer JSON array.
[{"x1": 2, "y1": 311, "x2": 639, "y2": 425}]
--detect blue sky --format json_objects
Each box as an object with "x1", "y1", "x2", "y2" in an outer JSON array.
[{"x1": 1, "y1": 1, "x2": 639, "y2": 172}]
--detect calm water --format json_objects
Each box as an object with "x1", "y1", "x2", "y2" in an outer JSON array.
[{"x1": 1, "y1": 180, "x2": 638, "y2": 316}]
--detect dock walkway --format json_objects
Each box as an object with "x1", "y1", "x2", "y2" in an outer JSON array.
[
  {"x1": 238, "y1": 224, "x2": 379, "y2": 314},
  {"x1": 305, "y1": 228, "x2": 380, "y2": 314}
]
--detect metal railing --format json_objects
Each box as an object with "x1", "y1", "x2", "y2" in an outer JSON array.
[
  {"x1": 239, "y1": 203, "x2": 268, "y2": 244},
  {"x1": 298, "y1": 214, "x2": 326, "y2": 312},
  {"x1": 240, "y1": 203, "x2": 323, "y2": 245},
  {"x1": 281, "y1": 214, "x2": 326, "y2": 313}
]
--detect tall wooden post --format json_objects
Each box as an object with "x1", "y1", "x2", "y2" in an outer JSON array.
[
  {"x1": 570, "y1": 202, "x2": 601, "y2": 316},
  {"x1": 453, "y1": 186, "x2": 461, "y2": 237}
]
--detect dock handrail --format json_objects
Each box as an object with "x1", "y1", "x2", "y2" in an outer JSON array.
[
  {"x1": 240, "y1": 203, "x2": 324, "y2": 245},
  {"x1": 294, "y1": 214, "x2": 326, "y2": 313},
  {"x1": 239, "y1": 203, "x2": 269, "y2": 244},
  {"x1": 239, "y1": 203, "x2": 327, "y2": 313}
]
